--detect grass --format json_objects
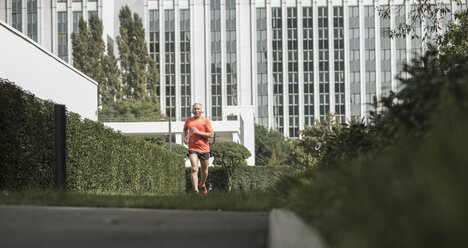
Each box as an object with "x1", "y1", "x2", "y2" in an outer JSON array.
[{"x1": 0, "y1": 190, "x2": 279, "y2": 212}]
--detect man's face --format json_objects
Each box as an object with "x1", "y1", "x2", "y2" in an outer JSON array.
[{"x1": 192, "y1": 104, "x2": 202, "y2": 117}]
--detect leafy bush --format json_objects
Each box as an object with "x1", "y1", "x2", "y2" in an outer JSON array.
[
  {"x1": 273, "y1": 16, "x2": 468, "y2": 248},
  {"x1": 0, "y1": 80, "x2": 55, "y2": 189},
  {"x1": 1, "y1": 79, "x2": 185, "y2": 195},
  {"x1": 255, "y1": 124, "x2": 293, "y2": 166},
  {"x1": 185, "y1": 165, "x2": 294, "y2": 192},
  {"x1": 210, "y1": 142, "x2": 251, "y2": 191}
]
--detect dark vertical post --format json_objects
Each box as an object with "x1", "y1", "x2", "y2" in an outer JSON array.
[{"x1": 55, "y1": 104, "x2": 66, "y2": 190}]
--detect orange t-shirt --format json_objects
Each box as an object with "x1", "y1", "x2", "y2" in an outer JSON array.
[{"x1": 184, "y1": 116, "x2": 213, "y2": 153}]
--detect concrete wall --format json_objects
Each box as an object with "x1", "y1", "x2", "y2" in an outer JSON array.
[{"x1": 0, "y1": 20, "x2": 98, "y2": 120}]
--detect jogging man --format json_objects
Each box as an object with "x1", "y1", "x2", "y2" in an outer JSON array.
[{"x1": 183, "y1": 103, "x2": 214, "y2": 194}]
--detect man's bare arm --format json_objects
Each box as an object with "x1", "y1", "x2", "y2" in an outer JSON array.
[
  {"x1": 183, "y1": 128, "x2": 189, "y2": 144},
  {"x1": 190, "y1": 128, "x2": 214, "y2": 138}
]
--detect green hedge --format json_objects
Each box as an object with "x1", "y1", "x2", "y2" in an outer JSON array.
[
  {"x1": 0, "y1": 80, "x2": 185, "y2": 195},
  {"x1": 185, "y1": 166, "x2": 294, "y2": 192},
  {"x1": 0, "y1": 80, "x2": 55, "y2": 189}
]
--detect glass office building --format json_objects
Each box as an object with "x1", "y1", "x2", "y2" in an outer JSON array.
[{"x1": 2, "y1": 0, "x2": 466, "y2": 138}]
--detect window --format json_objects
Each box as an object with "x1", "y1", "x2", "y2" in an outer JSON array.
[
  {"x1": 226, "y1": 0, "x2": 237, "y2": 106},
  {"x1": 211, "y1": 0, "x2": 222, "y2": 120},
  {"x1": 180, "y1": 9, "x2": 191, "y2": 118},
  {"x1": 12, "y1": 0, "x2": 22, "y2": 32},
  {"x1": 27, "y1": 0, "x2": 38, "y2": 41},
  {"x1": 58, "y1": 11, "x2": 68, "y2": 61},
  {"x1": 165, "y1": 10, "x2": 176, "y2": 118},
  {"x1": 272, "y1": 7, "x2": 283, "y2": 131}
]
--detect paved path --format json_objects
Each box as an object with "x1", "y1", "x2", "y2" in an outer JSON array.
[{"x1": 0, "y1": 205, "x2": 269, "y2": 248}]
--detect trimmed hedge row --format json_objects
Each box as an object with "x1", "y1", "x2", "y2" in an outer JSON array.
[
  {"x1": 185, "y1": 166, "x2": 294, "y2": 192},
  {"x1": 0, "y1": 80, "x2": 185, "y2": 195}
]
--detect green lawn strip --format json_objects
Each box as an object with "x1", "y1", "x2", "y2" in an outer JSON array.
[{"x1": 0, "y1": 190, "x2": 279, "y2": 212}]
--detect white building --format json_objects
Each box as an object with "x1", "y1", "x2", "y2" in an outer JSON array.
[
  {"x1": 2, "y1": 0, "x2": 466, "y2": 163},
  {"x1": 0, "y1": 19, "x2": 98, "y2": 120}
]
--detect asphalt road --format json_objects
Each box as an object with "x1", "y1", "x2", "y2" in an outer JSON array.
[{"x1": 0, "y1": 205, "x2": 269, "y2": 248}]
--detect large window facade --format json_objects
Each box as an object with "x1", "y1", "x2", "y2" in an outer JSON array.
[
  {"x1": 349, "y1": 6, "x2": 360, "y2": 119},
  {"x1": 149, "y1": 10, "x2": 160, "y2": 96},
  {"x1": 226, "y1": 0, "x2": 237, "y2": 106},
  {"x1": 272, "y1": 7, "x2": 283, "y2": 133},
  {"x1": 380, "y1": 5, "x2": 391, "y2": 98},
  {"x1": 12, "y1": 0, "x2": 22, "y2": 32},
  {"x1": 303, "y1": 7, "x2": 314, "y2": 126},
  {"x1": 180, "y1": 9, "x2": 191, "y2": 118},
  {"x1": 318, "y1": 7, "x2": 329, "y2": 122},
  {"x1": 364, "y1": 6, "x2": 375, "y2": 117},
  {"x1": 211, "y1": 0, "x2": 222, "y2": 120},
  {"x1": 411, "y1": 5, "x2": 422, "y2": 62},
  {"x1": 73, "y1": 11, "x2": 83, "y2": 33},
  {"x1": 395, "y1": 5, "x2": 407, "y2": 82},
  {"x1": 27, "y1": 0, "x2": 38, "y2": 41},
  {"x1": 334, "y1": 6, "x2": 345, "y2": 124},
  {"x1": 165, "y1": 10, "x2": 175, "y2": 118},
  {"x1": 58, "y1": 11, "x2": 68, "y2": 61},
  {"x1": 256, "y1": 7, "x2": 268, "y2": 128},
  {"x1": 287, "y1": 7, "x2": 299, "y2": 137}
]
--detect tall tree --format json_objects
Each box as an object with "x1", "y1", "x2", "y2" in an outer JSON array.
[
  {"x1": 72, "y1": 16, "x2": 107, "y2": 105},
  {"x1": 88, "y1": 14, "x2": 106, "y2": 90},
  {"x1": 71, "y1": 18, "x2": 91, "y2": 75},
  {"x1": 254, "y1": 124, "x2": 293, "y2": 166},
  {"x1": 102, "y1": 43, "x2": 121, "y2": 102},
  {"x1": 116, "y1": 5, "x2": 159, "y2": 101}
]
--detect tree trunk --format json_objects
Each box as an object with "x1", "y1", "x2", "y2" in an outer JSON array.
[{"x1": 228, "y1": 174, "x2": 232, "y2": 192}]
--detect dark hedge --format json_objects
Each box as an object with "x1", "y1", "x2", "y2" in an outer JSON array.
[
  {"x1": 185, "y1": 166, "x2": 294, "y2": 192},
  {"x1": 1, "y1": 79, "x2": 185, "y2": 195}
]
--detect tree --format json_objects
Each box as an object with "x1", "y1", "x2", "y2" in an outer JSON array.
[
  {"x1": 71, "y1": 18, "x2": 90, "y2": 75},
  {"x1": 102, "y1": 43, "x2": 121, "y2": 102},
  {"x1": 98, "y1": 98, "x2": 160, "y2": 119},
  {"x1": 379, "y1": 0, "x2": 461, "y2": 44},
  {"x1": 72, "y1": 16, "x2": 108, "y2": 105},
  {"x1": 440, "y1": 10, "x2": 468, "y2": 57},
  {"x1": 210, "y1": 142, "x2": 251, "y2": 192},
  {"x1": 116, "y1": 5, "x2": 158, "y2": 101},
  {"x1": 87, "y1": 14, "x2": 106, "y2": 92},
  {"x1": 254, "y1": 124, "x2": 293, "y2": 166}
]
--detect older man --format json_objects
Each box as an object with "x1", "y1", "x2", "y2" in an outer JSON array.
[{"x1": 183, "y1": 103, "x2": 214, "y2": 194}]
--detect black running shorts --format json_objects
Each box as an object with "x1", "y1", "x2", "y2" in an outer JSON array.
[{"x1": 188, "y1": 150, "x2": 210, "y2": 160}]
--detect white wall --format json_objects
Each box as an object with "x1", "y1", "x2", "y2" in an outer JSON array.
[{"x1": 0, "y1": 20, "x2": 98, "y2": 120}]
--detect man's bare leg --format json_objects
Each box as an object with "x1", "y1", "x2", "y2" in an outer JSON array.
[
  {"x1": 199, "y1": 159, "x2": 209, "y2": 187},
  {"x1": 189, "y1": 154, "x2": 200, "y2": 192}
]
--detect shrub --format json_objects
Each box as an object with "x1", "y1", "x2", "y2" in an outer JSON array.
[
  {"x1": 0, "y1": 79, "x2": 185, "y2": 195},
  {"x1": 210, "y1": 142, "x2": 251, "y2": 191},
  {"x1": 185, "y1": 165, "x2": 294, "y2": 192}
]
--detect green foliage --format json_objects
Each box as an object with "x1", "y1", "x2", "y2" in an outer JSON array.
[
  {"x1": 99, "y1": 97, "x2": 161, "y2": 119},
  {"x1": 102, "y1": 43, "x2": 121, "y2": 102},
  {"x1": 211, "y1": 142, "x2": 251, "y2": 169},
  {"x1": 0, "y1": 81, "x2": 55, "y2": 189},
  {"x1": 72, "y1": 16, "x2": 106, "y2": 104},
  {"x1": 291, "y1": 114, "x2": 375, "y2": 169},
  {"x1": 254, "y1": 124, "x2": 293, "y2": 166},
  {"x1": 143, "y1": 136, "x2": 188, "y2": 157},
  {"x1": 273, "y1": 12, "x2": 468, "y2": 248},
  {"x1": 185, "y1": 166, "x2": 294, "y2": 192},
  {"x1": 117, "y1": 5, "x2": 159, "y2": 101},
  {"x1": 71, "y1": 18, "x2": 90, "y2": 75},
  {"x1": 0, "y1": 80, "x2": 185, "y2": 195},
  {"x1": 440, "y1": 9, "x2": 468, "y2": 57},
  {"x1": 210, "y1": 142, "x2": 251, "y2": 191}
]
